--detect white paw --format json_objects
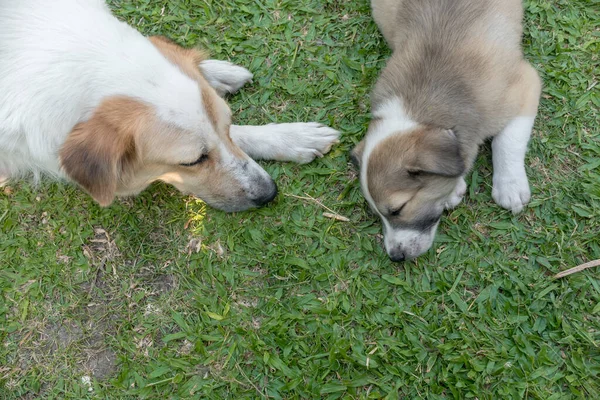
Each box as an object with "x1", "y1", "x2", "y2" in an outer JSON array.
[
  {"x1": 199, "y1": 60, "x2": 253, "y2": 96},
  {"x1": 492, "y1": 173, "x2": 531, "y2": 214},
  {"x1": 272, "y1": 122, "x2": 340, "y2": 164},
  {"x1": 444, "y1": 177, "x2": 466, "y2": 209}
]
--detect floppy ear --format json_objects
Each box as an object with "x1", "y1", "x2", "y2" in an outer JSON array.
[
  {"x1": 409, "y1": 129, "x2": 465, "y2": 177},
  {"x1": 350, "y1": 139, "x2": 366, "y2": 167},
  {"x1": 60, "y1": 109, "x2": 137, "y2": 206},
  {"x1": 149, "y1": 36, "x2": 207, "y2": 80}
]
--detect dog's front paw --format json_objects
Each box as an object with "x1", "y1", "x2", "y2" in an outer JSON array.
[
  {"x1": 199, "y1": 60, "x2": 253, "y2": 96},
  {"x1": 492, "y1": 174, "x2": 531, "y2": 214},
  {"x1": 444, "y1": 177, "x2": 467, "y2": 209},
  {"x1": 278, "y1": 122, "x2": 340, "y2": 164}
]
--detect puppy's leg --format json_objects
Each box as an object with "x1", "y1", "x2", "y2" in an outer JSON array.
[
  {"x1": 492, "y1": 62, "x2": 541, "y2": 213},
  {"x1": 230, "y1": 123, "x2": 340, "y2": 164},
  {"x1": 199, "y1": 60, "x2": 253, "y2": 96},
  {"x1": 444, "y1": 177, "x2": 467, "y2": 209}
]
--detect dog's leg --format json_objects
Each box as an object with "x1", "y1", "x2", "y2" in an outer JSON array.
[
  {"x1": 444, "y1": 177, "x2": 467, "y2": 209},
  {"x1": 198, "y1": 60, "x2": 253, "y2": 97},
  {"x1": 492, "y1": 62, "x2": 541, "y2": 214},
  {"x1": 230, "y1": 123, "x2": 340, "y2": 164}
]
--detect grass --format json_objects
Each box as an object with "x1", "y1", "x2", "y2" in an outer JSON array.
[{"x1": 1, "y1": 0, "x2": 599, "y2": 398}]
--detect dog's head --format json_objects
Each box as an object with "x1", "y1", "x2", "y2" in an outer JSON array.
[
  {"x1": 352, "y1": 124, "x2": 464, "y2": 261},
  {"x1": 59, "y1": 38, "x2": 276, "y2": 212}
]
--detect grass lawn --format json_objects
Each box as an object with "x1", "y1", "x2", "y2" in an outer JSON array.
[{"x1": 1, "y1": 0, "x2": 599, "y2": 398}]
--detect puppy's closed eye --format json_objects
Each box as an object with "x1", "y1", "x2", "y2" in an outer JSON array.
[{"x1": 389, "y1": 203, "x2": 407, "y2": 217}]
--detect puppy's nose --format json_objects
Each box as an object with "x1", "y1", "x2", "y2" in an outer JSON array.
[
  {"x1": 252, "y1": 182, "x2": 278, "y2": 207},
  {"x1": 388, "y1": 248, "x2": 406, "y2": 262}
]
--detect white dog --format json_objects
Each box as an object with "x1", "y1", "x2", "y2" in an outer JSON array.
[{"x1": 0, "y1": 0, "x2": 339, "y2": 211}]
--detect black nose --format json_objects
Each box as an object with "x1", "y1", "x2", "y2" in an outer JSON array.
[
  {"x1": 252, "y1": 184, "x2": 278, "y2": 207},
  {"x1": 388, "y1": 249, "x2": 406, "y2": 262}
]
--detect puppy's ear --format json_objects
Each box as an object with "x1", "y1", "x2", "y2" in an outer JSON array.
[
  {"x1": 409, "y1": 128, "x2": 465, "y2": 177},
  {"x1": 60, "y1": 100, "x2": 138, "y2": 206},
  {"x1": 350, "y1": 139, "x2": 366, "y2": 168}
]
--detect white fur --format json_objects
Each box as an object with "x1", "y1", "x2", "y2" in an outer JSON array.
[
  {"x1": 230, "y1": 123, "x2": 340, "y2": 164},
  {"x1": 0, "y1": 0, "x2": 211, "y2": 180},
  {"x1": 383, "y1": 220, "x2": 439, "y2": 261},
  {"x1": 199, "y1": 60, "x2": 254, "y2": 96},
  {"x1": 444, "y1": 177, "x2": 467, "y2": 209},
  {"x1": 0, "y1": 0, "x2": 339, "y2": 191},
  {"x1": 492, "y1": 116, "x2": 535, "y2": 213},
  {"x1": 361, "y1": 97, "x2": 418, "y2": 170}
]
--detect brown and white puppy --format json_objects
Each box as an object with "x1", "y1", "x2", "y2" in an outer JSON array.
[
  {"x1": 352, "y1": 0, "x2": 541, "y2": 261},
  {"x1": 0, "y1": 0, "x2": 339, "y2": 212}
]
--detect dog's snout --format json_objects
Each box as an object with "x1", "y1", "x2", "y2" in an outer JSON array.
[
  {"x1": 388, "y1": 248, "x2": 406, "y2": 262},
  {"x1": 252, "y1": 180, "x2": 278, "y2": 207}
]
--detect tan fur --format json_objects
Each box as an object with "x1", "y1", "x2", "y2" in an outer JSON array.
[
  {"x1": 60, "y1": 97, "x2": 148, "y2": 206},
  {"x1": 367, "y1": 127, "x2": 462, "y2": 227},
  {"x1": 371, "y1": 0, "x2": 540, "y2": 160},
  {"x1": 366, "y1": 0, "x2": 541, "y2": 204},
  {"x1": 354, "y1": 0, "x2": 542, "y2": 259}
]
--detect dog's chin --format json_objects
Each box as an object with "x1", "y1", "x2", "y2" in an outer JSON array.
[
  {"x1": 198, "y1": 186, "x2": 278, "y2": 213},
  {"x1": 209, "y1": 201, "x2": 258, "y2": 213}
]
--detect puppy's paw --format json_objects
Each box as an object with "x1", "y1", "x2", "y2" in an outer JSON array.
[
  {"x1": 274, "y1": 122, "x2": 340, "y2": 164},
  {"x1": 199, "y1": 60, "x2": 253, "y2": 96},
  {"x1": 492, "y1": 174, "x2": 531, "y2": 214},
  {"x1": 444, "y1": 177, "x2": 467, "y2": 209}
]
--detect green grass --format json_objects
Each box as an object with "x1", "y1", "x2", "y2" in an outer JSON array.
[{"x1": 1, "y1": 0, "x2": 599, "y2": 398}]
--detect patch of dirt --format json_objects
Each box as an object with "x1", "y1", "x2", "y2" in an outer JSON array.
[
  {"x1": 13, "y1": 227, "x2": 184, "y2": 385},
  {"x1": 40, "y1": 320, "x2": 84, "y2": 353},
  {"x1": 83, "y1": 348, "x2": 117, "y2": 381},
  {"x1": 36, "y1": 318, "x2": 119, "y2": 380},
  {"x1": 150, "y1": 274, "x2": 177, "y2": 294}
]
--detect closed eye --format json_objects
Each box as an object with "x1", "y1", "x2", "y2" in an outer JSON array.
[
  {"x1": 389, "y1": 203, "x2": 407, "y2": 217},
  {"x1": 180, "y1": 154, "x2": 209, "y2": 167}
]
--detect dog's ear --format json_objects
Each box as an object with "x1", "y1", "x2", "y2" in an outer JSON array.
[
  {"x1": 149, "y1": 36, "x2": 207, "y2": 80},
  {"x1": 350, "y1": 139, "x2": 366, "y2": 168},
  {"x1": 409, "y1": 128, "x2": 465, "y2": 177},
  {"x1": 60, "y1": 100, "x2": 138, "y2": 206}
]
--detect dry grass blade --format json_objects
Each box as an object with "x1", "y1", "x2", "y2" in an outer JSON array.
[
  {"x1": 554, "y1": 259, "x2": 600, "y2": 279},
  {"x1": 286, "y1": 193, "x2": 350, "y2": 222}
]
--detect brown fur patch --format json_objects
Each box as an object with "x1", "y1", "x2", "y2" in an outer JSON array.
[
  {"x1": 60, "y1": 97, "x2": 150, "y2": 206},
  {"x1": 148, "y1": 36, "x2": 207, "y2": 80},
  {"x1": 367, "y1": 127, "x2": 463, "y2": 208}
]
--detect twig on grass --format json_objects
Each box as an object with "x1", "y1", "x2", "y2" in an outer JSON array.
[
  {"x1": 286, "y1": 193, "x2": 350, "y2": 222},
  {"x1": 554, "y1": 259, "x2": 600, "y2": 279},
  {"x1": 322, "y1": 212, "x2": 350, "y2": 222}
]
